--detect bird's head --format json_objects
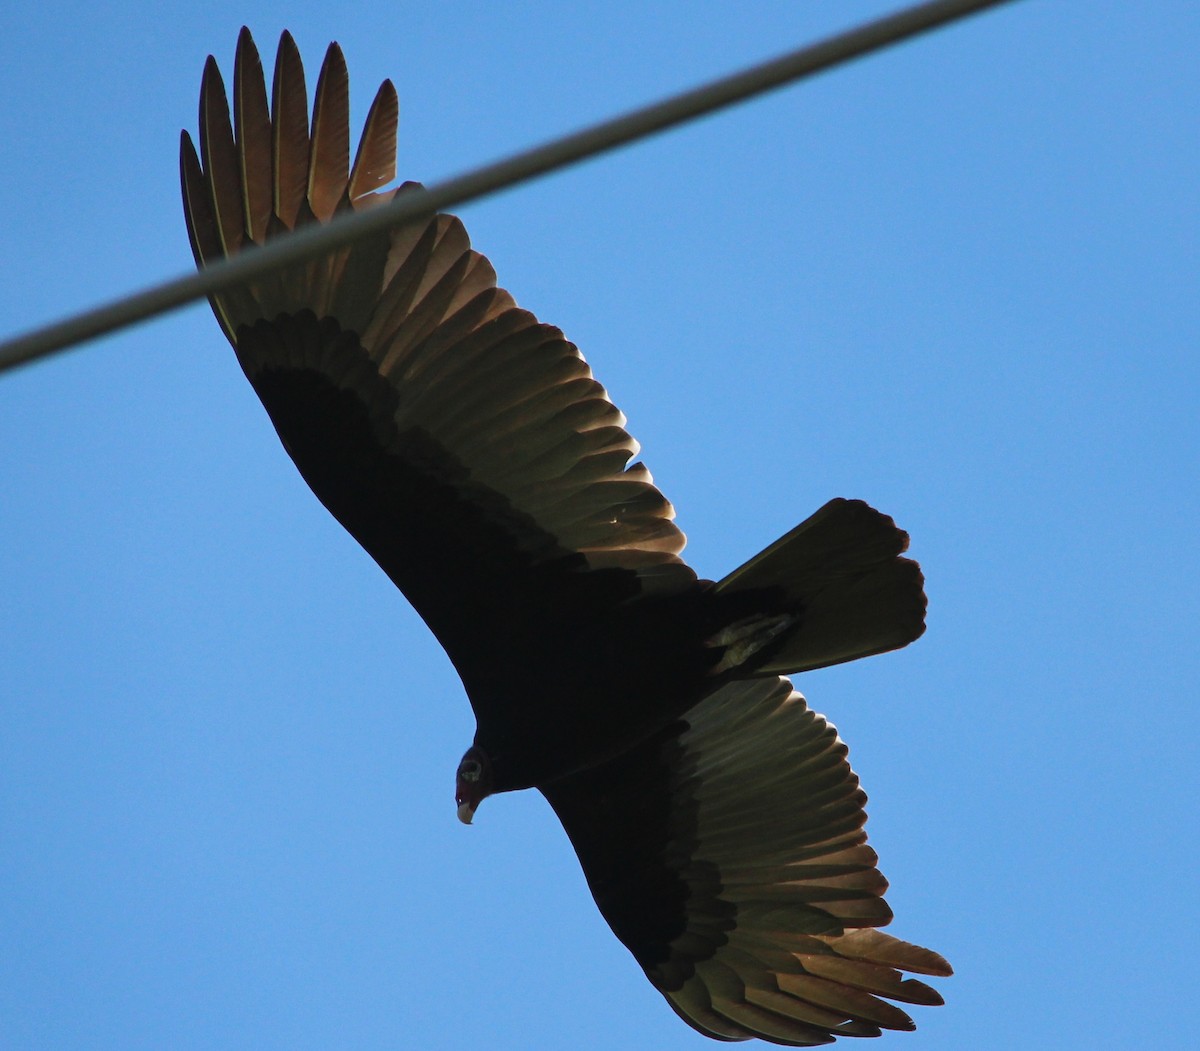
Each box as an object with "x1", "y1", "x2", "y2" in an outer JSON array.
[{"x1": 455, "y1": 745, "x2": 493, "y2": 825}]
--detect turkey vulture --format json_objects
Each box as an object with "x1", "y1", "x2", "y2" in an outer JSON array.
[{"x1": 180, "y1": 28, "x2": 950, "y2": 1045}]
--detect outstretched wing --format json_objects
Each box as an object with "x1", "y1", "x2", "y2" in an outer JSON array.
[
  {"x1": 541, "y1": 677, "x2": 950, "y2": 1045},
  {"x1": 180, "y1": 29, "x2": 693, "y2": 694}
]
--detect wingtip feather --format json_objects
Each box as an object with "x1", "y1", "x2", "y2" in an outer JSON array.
[
  {"x1": 271, "y1": 28, "x2": 309, "y2": 227},
  {"x1": 234, "y1": 27, "x2": 272, "y2": 242},
  {"x1": 198, "y1": 54, "x2": 244, "y2": 256},
  {"x1": 308, "y1": 40, "x2": 350, "y2": 221},
  {"x1": 349, "y1": 78, "x2": 399, "y2": 202}
]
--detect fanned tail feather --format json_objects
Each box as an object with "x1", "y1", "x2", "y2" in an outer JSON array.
[{"x1": 715, "y1": 498, "x2": 926, "y2": 675}]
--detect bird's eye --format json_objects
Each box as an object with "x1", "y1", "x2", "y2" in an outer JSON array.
[{"x1": 459, "y1": 759, "x2": 482, "y2": 783}]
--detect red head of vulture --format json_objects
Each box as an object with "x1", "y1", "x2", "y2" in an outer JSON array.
[{"x1": 180, "y1": 28, "x2": 950, "y2": 1045}]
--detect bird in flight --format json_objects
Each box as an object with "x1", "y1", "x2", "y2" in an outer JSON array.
[{"x1": 181, "y1": 28, "x2": 949, "y2": 1045}]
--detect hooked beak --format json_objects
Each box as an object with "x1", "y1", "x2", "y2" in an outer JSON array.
[{"x1": 457, "y1": 801, "x2": 476, "y2": 825}]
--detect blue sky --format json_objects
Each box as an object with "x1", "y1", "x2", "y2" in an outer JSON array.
[{"x1": 1, "y1": 2, "x2": 1197, "y2": 1048}]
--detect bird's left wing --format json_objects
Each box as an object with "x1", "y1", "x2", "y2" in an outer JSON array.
[
  {"x1": 541, "y1": 677, "x2": 950, "y2": 1045},
  {"x1": 180, "y1": 30, "x2": 694, "y2": 686}
]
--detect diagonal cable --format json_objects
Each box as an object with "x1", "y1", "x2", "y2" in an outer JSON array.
[{"x1": 0, "y1": 0, "x2": 1020, "y2": 377}]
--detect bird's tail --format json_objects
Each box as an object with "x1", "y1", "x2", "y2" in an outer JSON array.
[{"x1": 712, "y1": 498, "x2": 926, "y2": 676}]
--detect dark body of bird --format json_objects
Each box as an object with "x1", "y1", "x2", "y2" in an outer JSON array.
[{"x1": 181, "y1": 28, "x2": 950, "y2": 1045}]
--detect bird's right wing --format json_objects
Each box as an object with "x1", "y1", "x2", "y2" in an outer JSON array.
[
  {"x1": 541, "y1": 677, "x2": 950, "y2": 1045},
  {"x1": 180, "y1": 30, "x2": 695, "y2": 691}
]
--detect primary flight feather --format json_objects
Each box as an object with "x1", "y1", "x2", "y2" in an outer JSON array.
[{"x1": 181, "y1": 28, "x2": 949, "y2": 1045}]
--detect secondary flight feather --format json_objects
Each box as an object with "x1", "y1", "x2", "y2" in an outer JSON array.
[{"x1": 181, "y1": 28, "x2": 949, "y2": 1044}]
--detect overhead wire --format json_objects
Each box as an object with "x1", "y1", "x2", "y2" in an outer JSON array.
[{"x1": 0, "y1": 0, "x2": 1020, "y2": 377}]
